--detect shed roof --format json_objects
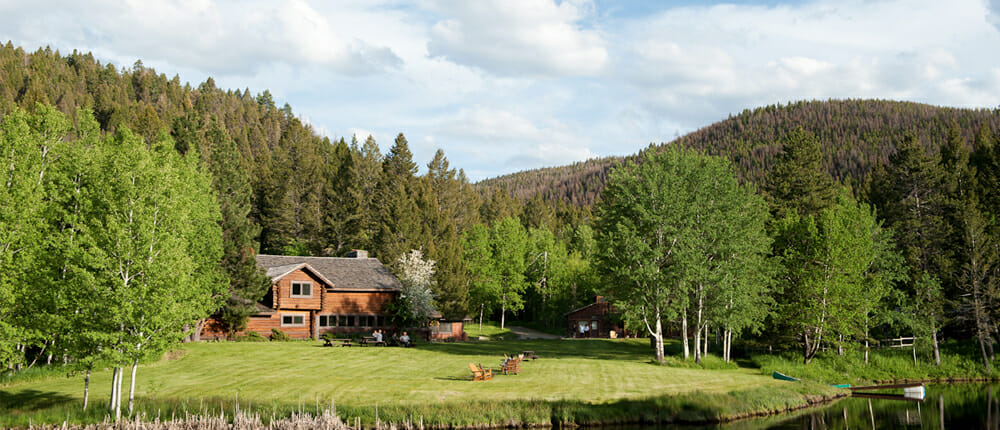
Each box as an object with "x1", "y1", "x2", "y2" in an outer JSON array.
[
  {"x1": 256, "y1": 254, "x2": 402, "y2": 292},
  {"x1": 564, "y1": 301, "x2": 613, "y2": 317}
]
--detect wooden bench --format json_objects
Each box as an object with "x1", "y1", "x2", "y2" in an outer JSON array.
[
  {"x1": 469, "y1": 363, "x2": 493, "y2": 381},
  {"x1": 359, "y1": 336, "x2": 387, "y2": 347},
  {"x1": 324, "y1": 338, "x2": 353, "y2": 347}
]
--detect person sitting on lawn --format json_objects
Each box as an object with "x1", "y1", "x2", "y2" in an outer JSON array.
[{"x1": 400, "y1": 331, "x2": 411, "y2": 347}]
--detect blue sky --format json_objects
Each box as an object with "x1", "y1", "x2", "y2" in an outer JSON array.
[{"x1": 2, "y1": 0, "x2": 1000, "y2": 181}]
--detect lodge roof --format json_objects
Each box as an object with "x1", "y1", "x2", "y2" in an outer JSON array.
[
  {"x1": 564, "y1": 301, "x2": 612, "y2": 317},
  {"x1": 256, "y1": 254, "x2": 402, "y2": 292}
]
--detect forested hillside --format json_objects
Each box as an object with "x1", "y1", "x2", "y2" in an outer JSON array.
[
  {"x1": 0, "y1": 43, "x2": 484, "y2": 321},
  {"x1": 483, "y1": 99, "x2": 1000, "y2": 207},
  {"x1": 0, "y1": 43, "x2": 598, "y2": 333}
]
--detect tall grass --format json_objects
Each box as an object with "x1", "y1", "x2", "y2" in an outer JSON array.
[
  {"x1": 753, "y1": 339, "x2": 995, "y2": 385},
  {"x1": 3, "y1": 385, "x2": 843, "y2": 429},
  {"x1": 16, "y1": 407, "x2": 350, "y2": 430}
]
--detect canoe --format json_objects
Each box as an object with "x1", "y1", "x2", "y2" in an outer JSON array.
[
  {"x1": 903, "y1": 385, "x2": 925, "y2": 400},
  {"x1": 772, "y1": 371, "x2": 800, "y2": 381},
  {"x1": 831, "y1": 383, "x2": 851, "y2": 388},
  {"x1": 849, "y1": 383, "x2": 926, "y2": 401}
]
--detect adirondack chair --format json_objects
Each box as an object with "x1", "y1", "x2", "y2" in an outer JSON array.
[
  {"x1": 500, "y1": 355, "x2": 522, "y2": 375},
  {"x1": 469, "y1": 363, "x2": 493, "y2": 381}
]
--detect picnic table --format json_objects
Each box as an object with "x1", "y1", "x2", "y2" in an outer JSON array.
[
  {"x1": 360, "y1": 336, "x2": 386, "y2": 347},
  {"x1": 323, "y1": 338, "x2": 353, "y2": 347}
]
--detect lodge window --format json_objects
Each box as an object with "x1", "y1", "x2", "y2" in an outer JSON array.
[
  {"x1": 290, "y1": 281, "x2": 312, "y2": 298},
  {"x1": 329, "y1": 314, "x2": 384, "y2": 327},
  {"x1": 360, "y1": 315, "x2": 376, "y2": 327},
  {"x1": 281, "y1": 314, "x2": 305, "y2": 327},
  {"x1": 319, "y1": 315, "x2": 335, "y2": 327},
  {"x1": 338, "y1": 315, "x2": 355, "y2": 327}
]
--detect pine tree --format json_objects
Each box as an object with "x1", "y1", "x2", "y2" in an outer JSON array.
[
  {"x1": 374, "y1": 133, "x2": 424, "y2": 264},
  {"x1": 480, "y1": 186, "x2": 519, "y2": 223},
  {"x1": 421, "y1": 149, "x2": 477, "y2": 318},
  {"x1": 766, "y1": 127, "x2": 838, "y2": 219},
  {"x1": 322, "y1": 137, "x2": 362, "y2": 256},
  {"x1": 352, "y1": 135, "x2": 383, "y2": 251},
  {"x1": 205, "y1": 118, "x2": 269, "y2": 337},
  {"x1": 258, "y1": 121, "x2": 326, "y2": 254},
  {"x1": 875, "y1": 133, "x2": 952, "y2": 365}
]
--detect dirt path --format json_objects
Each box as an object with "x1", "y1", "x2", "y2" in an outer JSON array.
[{"x1": 507, "y1": 326, "x2": 562, "y2": 340}]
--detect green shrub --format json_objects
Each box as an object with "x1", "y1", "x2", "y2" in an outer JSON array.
[
  {"x1": 244, "y1": 331, "x2": 267, "y2": 342},
  {"x1": 270, "y1": 328, "x2": 290, "y2": 341}
]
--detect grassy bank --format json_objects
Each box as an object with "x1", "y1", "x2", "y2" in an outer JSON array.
[
  {"x1": 752, "y1": 340, "x2": 996, "y2": 385},
  {"x1": 0, "y1": 337, "x2": 841, "y2": 428}
]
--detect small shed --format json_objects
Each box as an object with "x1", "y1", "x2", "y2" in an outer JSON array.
[
  {"x1": 430, "y1": 313, "x2": 470, "y2": 341},
  {"x1": 565, "y1": 297, "x2": 625, "y2": 338}
]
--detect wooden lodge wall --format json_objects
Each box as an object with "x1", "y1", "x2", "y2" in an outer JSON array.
[{"x1": 201, "y1": 266, "x2": 398, "y2": 340}]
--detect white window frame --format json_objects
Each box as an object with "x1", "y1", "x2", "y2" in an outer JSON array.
[
  {"x1": 290, "y1": 281, "x2": 312, "y2": 298},
  {"x1": 281, "y1": 314, "x2": 305, "y2": 327}
]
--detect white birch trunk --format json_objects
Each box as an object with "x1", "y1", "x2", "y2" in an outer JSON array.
[
  {"x1": 864, "y1": 316, "x2": 870, "y2": 365},
  {"x1": 128, "y1": 358, "x2": 139, "y2": 415},
  {"x1": 108, "y1": 367, "x2": 119, "y2": 414},
  {"x1": 694, "y1": 287, "x2": 703, "y2": 364},
  {"x1": 500, "y1": 296, "x2": 506, "y2": 330},
  {"x1": 653, "y1": 316, "x2": 664, "y2": 363},
  {"x1": 693, "y1": 316, "x2": 702, "y2": 364},
  {"x1": 83, "y1": 367, "x2": 91, "y2": 410},
  {"x1": 681, "y1": 309, "x2": 689, "y2": 360},
  {"x1": 115, "y1": 366, "x2": 123, "y2": 420},
  {"x1": 729, "y1": 330, "x2": 734, "y2": 362},
  {"x1": 703, "y1": 325, "x2": 708, "y2": 357}
]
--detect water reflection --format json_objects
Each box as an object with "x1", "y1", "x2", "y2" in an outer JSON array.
[
  {"x1": 748, "y1": 383, "x2": 999, "y2": 429},
  {"x1": 611, "y1": 383, "x2": 1000, "y2": 429}
]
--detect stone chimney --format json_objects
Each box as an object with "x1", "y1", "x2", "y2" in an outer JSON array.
[{"x1": 346, "y1": 249, "x2": 369, "y2": 259}]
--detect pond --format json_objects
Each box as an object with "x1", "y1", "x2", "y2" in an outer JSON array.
[{"x1": 640, "y1": 383, "x2": 1000, "y2": 429}]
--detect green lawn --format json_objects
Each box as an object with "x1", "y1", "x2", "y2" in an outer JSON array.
[
  {"x1": 462, "y1": 321, "x2": 516, "y2": 340},
  {"x1": 1, "y1": 338, "x2": 836, "y2": 427}
]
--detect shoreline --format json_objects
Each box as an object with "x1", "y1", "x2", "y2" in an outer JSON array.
[
  {"x1": 19, "y1": 377, "x2": 1000, "y2": 430},
  {"x1": 9, "y1": 385, "x2": 848, "y2": 430}
]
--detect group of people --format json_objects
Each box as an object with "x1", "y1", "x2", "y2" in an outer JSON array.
[{"x1": 370, "y1": 329, "x2": 412, "y2": 347}]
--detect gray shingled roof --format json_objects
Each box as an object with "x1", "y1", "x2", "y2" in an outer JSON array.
[{"x1": 256, "y1": 254, "x2": 402, "y2": 292}]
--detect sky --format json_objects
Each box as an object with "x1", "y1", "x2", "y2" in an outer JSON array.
[{"x1": 2, "y1": 0, "x2": 1000, "y2": 181}]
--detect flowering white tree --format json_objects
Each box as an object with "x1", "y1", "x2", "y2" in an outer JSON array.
[{"x1": 393, "y1": 250, "x2": 438, "y2": 327}]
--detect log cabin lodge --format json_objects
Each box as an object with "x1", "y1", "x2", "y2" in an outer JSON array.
[{"x1": 201, "y1": 250, "x2": 404, "y2": 340}]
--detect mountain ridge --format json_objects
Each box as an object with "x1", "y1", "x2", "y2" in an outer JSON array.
[{"x1": 478, "y1": 99, "x2": 1000, "y2": 207}]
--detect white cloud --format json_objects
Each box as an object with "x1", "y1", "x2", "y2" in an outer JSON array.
[
  {"x1": 989, "y1": 0, "x2": 1000, "y2": 32},
  {"x1": 1, "y1": 0, "x2": 999, "y2": 181},
  {"x1": 0, "y1": 0, "x2": 402, "y2": 77},
  {"x1": 616, "y1": 0, "x2": 1000, "y2": 128},
  {"x1": 426, "y1": 0, "x2": 608, "y2": 77}
]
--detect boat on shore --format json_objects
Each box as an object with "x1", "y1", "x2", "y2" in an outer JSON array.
[
  {"x1": 772, "y1": 371, "x2": 800, "y2": 381},
  {"x1": 849, "y1": 383, "x2": 926, "y2": 400}
]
